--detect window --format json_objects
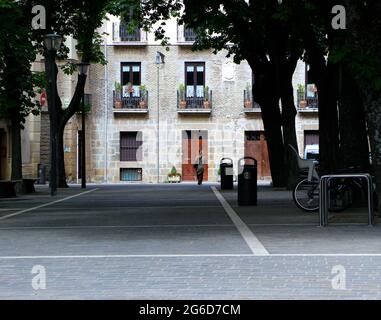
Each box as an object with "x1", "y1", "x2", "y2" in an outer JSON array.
[
  {"x1": 120, "y1": 132, "x2": 143, "y2": 161},
  {"x1": 185, "y1": 62, "x2": 205, "y2": 98},
  {"x1": 304, "y1": 130, "x2": 319, "y2": 146},
  {"x1": 245, "y1": 131, "x2": 263, "y2": 141},
  {"x1": 121, "y1": 63, "x2": 141, "y2": 97},
  {"x1": 184, "y1": 27, "x2": 196, "y2": 41},
  {"x1": 305, "y1": 64, "x2": 319, "y2": 108},
  {"x1": 120, "y1": 168, "x2": 142, "y2": 181},
  {"x1": 119, "y1": 9, "x2": 140, "y2": 41},
  {"x1": 304, "y1": 130, "x2": 319, "y2": 160}
]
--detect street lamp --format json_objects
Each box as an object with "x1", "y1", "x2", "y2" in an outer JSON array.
[
  {"x1": 44, "y1": 33, "x2": 63, "y2": 196},
  {"x1": 76, "y1": 62, "x2": 90, "y2": 189},
  {"x1": 155, "y1": 51, "x2": 165, "y2": 184}
]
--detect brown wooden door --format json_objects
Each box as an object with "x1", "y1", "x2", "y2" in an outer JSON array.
[
  {"x1": 182, "y1": 130, "x2": 208, "y2": 181},
  {"x1": 244, "y1": 131, "x2": 270, "y2": 179}
]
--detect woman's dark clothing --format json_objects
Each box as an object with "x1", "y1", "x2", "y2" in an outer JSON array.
[{"x1": 195, "y1": 155, "x2": 204, "y2": 185}]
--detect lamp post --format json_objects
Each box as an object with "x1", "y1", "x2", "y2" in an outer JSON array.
[
  {"x1": 76, "y1": 62, "x2": 90, "y2": 189},
  {"x1": 44, "y1": 33, "x2": 63, "y2": 196},
  {"x1": 155, "y1": 51, "x2": 165, "y2": 184}
]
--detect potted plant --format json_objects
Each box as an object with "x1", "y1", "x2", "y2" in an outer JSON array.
[
  {"x1": 244, "y1": 83, "x2": 252, "y2": 108},
  {"x1": 114, "y1": 82, "x2": 122, "y2": 109},
  {"x1": 167, "y1": 166, "x2": 181, "y2": 183},
  {"x1": 178, "y1": 84, "x2": 187, "y2": 109},
  {"x1": 203, "y1": 86, "x2": 211, "y2": 108},
  {"x1": 139, "y1": 84, "x2": 147, "y2": 109},
  {"x1": 297, "y1": 84, "x2": 307, "y2": 108}
]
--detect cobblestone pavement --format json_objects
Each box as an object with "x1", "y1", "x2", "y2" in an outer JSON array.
[{"x1": 0, "y1": 183, "x2": 380, "y2": 299}]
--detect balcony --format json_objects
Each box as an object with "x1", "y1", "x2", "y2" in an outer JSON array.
[
  {"x1": 177, "y1": 25, "x2": 196, "y2": 45},
  {"x1": 177, "y1": 90, "x2": 212, "y2": 115},
  {"x1": 113, "y1": 91, "x2": 149, "y2": 114},
  {"x1": 112, "y1": 22, "x2": 147, "y2": 45},
  {"x1": 297, "y1": 96, "x2": 319, "y2": 113},
  {"x1": 243, "y1": 90, "x2": 261, "y2": 114}
]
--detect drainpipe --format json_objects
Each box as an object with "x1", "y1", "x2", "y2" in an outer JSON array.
[{"x1": 104, "y1": 30, "x2": 109, "y2": 183}]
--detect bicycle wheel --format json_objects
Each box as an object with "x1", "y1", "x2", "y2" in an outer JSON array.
[{"x1": 293, "y1": 178, "x2": 319, "y2": 212}]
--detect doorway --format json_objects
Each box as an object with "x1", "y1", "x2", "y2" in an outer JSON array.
[
  {"x1": 244, "y1": 131, "x2": 271, "y2": 179},
  {"x1": 182, "y1": 130, "x2": 208, "y2": 181}
]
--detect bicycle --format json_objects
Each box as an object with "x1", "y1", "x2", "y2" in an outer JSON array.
[{"x1": 289, "y1": 145, "x2": 378, "y2": 213}]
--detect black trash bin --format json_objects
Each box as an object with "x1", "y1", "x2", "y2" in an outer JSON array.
[
  {"x1": 237, "y1": 157, "x2": 257, "y2": 206},
  {"x1": 37, "y1": 164, "x2": 46, "y2": 185},
  {"x1": 220, "y1": 158, "x2": 234, "y2": 190}
]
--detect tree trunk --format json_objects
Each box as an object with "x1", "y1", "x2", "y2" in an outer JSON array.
[
  {"x1": 309, "y1": 60, "x2": 340, "y2": 175},
  {"x1": 57, "y1": 74, "x2": 87, "y2": 187},
  {"x1": 361, "y1": 89, "x2": 381, "y2": 213},
  {"x1": 57, "y1": 124, "x2": 68, "y2": 188},
  {"x1": 10, "y1": 118, "x2": 22, "y2": 181},
  {"x1": 251, "y1": 63, "x2": 286, "y2": 187},
  {"x1": 338, "y1": 66, "x2": 370, "y2": 171},
  {"x1": 280, "y1": 61, "x2": 299, "y2": 189}
]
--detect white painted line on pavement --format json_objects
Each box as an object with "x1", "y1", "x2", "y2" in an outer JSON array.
[
  {"x1": 211, "y1": 186, "x2": 269, "y2": 256},
  {"x1": 0, "y1": 224, "x2": 235, "y2": 230},
  {"x1": 0, "y1": 223, "x2": 318, "y2": 230},
  {"x1": 0, "y1": 254, "x2": 256, "y2": 259},
  {"x1": 0, "y1": 188, "x2": 99, "y2": 221},
  {"x1": 1, "y1": 253, "x2": 381, "y2": 260}
]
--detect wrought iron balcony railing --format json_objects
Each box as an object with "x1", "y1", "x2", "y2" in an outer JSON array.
[
  {"x1": 119, "y1": 24, "x2": 140, "y2": 41},
  {"x1": 184, "y1": 27, "x2": 197, "y2": 42},
  {"x1": 112, "y1": 22, "x2": 147, "y2": 43},
  {"x1": 243, "y1": 90, "x2": 261, "y2": 112},
  {"x1": 297, "y1": 95, "x2": 319, "y2": 111},
  {"x1": 113, "y1": 91, "x2": 149, "y2": 110},
  {"x1": 177, "y1": 90, "x2": 212, "y2": 112}
]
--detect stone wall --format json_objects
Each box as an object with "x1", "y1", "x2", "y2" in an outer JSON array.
[
  {"x1": 27, "y1": 18, "x2": 319, "y2": 185},
  {"x1": 81, "y1": 39, "x2": 316, "y2": 183}
]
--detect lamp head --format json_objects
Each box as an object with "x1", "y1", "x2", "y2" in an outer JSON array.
[
  {"x1": 155, "y1": 51, "x2": 165, "y2": 65},
  {"x1": 76, "y1": 62, "x2": 90, "y2": 76},
  {"x1": 44, "y1": 33, "x2": 63, "y2": 51}
]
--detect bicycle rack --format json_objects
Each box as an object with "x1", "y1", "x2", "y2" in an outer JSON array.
[{"x1": 319, "y1": 174, "x2": 375, "y2": 226}]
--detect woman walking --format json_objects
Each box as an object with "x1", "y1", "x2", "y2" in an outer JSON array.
[{"x1": 194, "y1": 151, "x2": 204, "y2": 185}]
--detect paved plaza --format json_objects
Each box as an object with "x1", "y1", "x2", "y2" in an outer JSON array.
[{"x1": 0, "y1": 183, "x2": 380, "y2": 299}]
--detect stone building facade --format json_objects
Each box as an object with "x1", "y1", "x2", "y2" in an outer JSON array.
[
  {"x1": 58, "y1": 15, "x2": 318, "y2": 184},
  {"x1": 4, "y1": 15, "x2": 318, "y2": 184}
]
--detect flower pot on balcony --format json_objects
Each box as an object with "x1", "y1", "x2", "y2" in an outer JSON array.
[
  {"x1": 139, "y1": 100, "x2": 147, "y2": 109},
  {"x1": 179, "y1": 100, "x2": 187, "y2": 109},
  {"x1": 203, "y1": 100, "x2": 211, "y2": 109},
  {"x1": 244, "y1": 100, "x2": 252, "y2": 108},
  {"x1": 115, "y1": 100, "x2": 122, "y2": 109},
  {"x1": 299, "y1": 100, "x2": 307, "y2": 108}
]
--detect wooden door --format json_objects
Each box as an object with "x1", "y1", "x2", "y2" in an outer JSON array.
[
  {"x1": 182, "y1": 130, "x2": 208, "y2": 181},
  {"x1": 244, "y1": 131, "x2": 271, "y2": 179}
]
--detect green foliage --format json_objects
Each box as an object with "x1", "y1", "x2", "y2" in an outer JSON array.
[
  {"x1": 76, "y1": 103, "x2": 91, "y2": 114},
  {"x1": 0, "y1": 1, "x2": 44, "y2": 125},
  {"x1": 297, "y1": 84, "x2": 305, "y2": 94},
  {"x1": 204, "y1": 86, "x2": 209, "y2": 101},
  {"x1": 168, "y1": 166, "x2": 181, "y2": 177},
  {"x1": 139, "y1": 84, "x2": 147, "y2": 96},
  {"x1": 178, "y1": 83, "x2": 185, "y2": 98},
  {"x1": 115, "y1": 82, "x2": 122, "y2": 91}
]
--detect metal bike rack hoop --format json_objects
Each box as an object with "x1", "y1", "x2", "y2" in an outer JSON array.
[{"x1": 319, "y1": 173, "x2": 375, "y2": 227}]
